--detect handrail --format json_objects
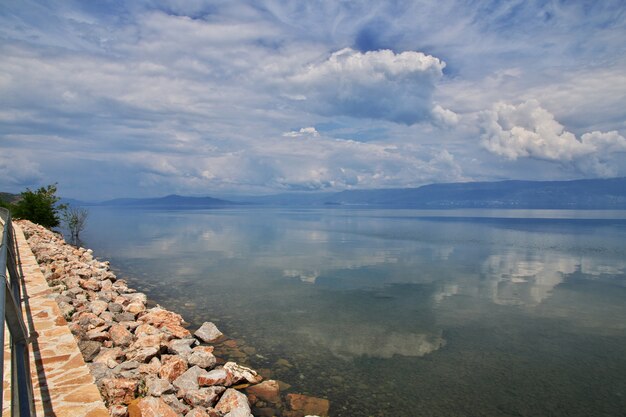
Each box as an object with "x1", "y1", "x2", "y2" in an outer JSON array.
[{"x1": 0, "y1": 208, "x2": 35, "y2": 417}]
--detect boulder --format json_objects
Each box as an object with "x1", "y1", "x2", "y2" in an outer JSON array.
[
  {"x1": 93, "y1": 347, "x2": 124, "y2": 368},
  {"x1": 128, "y1": 396, "x2": 178, "y2": 417},
  {"x1": 172, "y1": 365, "x2": 209, "y2": 393},
  {"x1": 224, "y1": 362, "x2": 262, "y2": 384},
  {"x1": 167, "y1": 338, "x2": 196, "y2": 358},
  {"x1": 188, "y1": 347, "x2": 217, "y2": 369},
  {"x1": 183, "y1": 386, "x2": 225, "y2": 408},
  {"x1": 125, "y1": 302, "x2": 146, "y2": 315},
  {"x1": 86, "y1": 328, "x2": 110, "y2": 343},
  {"x1": 131, "y1": 334, "x2": 165, "y2": 350},
  {"x1": 128, "y1": 346, "x2": 159, "y2": 363},
  {"x1": 159, "y1": 355, "x2": 188, "y2": 382},
  {"x1": 100, "y1": 377, "x2": 139, "y2": 405},
  {"x1": 198, "y1": 368, "x2": 232, "y2": 387},
  {"x1": 214, "y1": 388, "x2": 252, "y2": 416},
  {"x1": 108, "y1": 302, "x2": 124, "y2": 313},
  {"x1": 138, "y1": 356, "x2": 161, "y2": 377},
  {"x1": 78, "y1": 340, "x2": 101, "y2": 362},
  {"x1": 161, "y1": 394, "x2": 190, "y2": 415},
  {"x1": 139, "y1": 307, "x2": 186, "y2": 328},
  {"x1": 194, "y1": 322, "x2": 223, "y2": 343},
  {"x1": 160, "y1": 322, "x2": 191, "y2": 339},
  {"x1": 146, "y1": 377, "x2": 175, "y2": 397},
  {"x1": 286, "y1": 394, "x2": 330, "y2": 417},
  {"x1": 186, "y1": 409, "x2": 214, "y2": 417},
  {"x1": 110, "y1": 324, "x2": 134, "y2": 347},
  {"x1": 246, "y1": 380, "x2": 280, "y2": 403}
]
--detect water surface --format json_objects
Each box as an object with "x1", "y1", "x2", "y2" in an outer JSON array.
[{"x1": 80, "y1": 208, "x2": 626, "y2": 417}]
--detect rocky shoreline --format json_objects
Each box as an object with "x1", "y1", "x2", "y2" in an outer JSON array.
[{"x1": 18, "y1": 220, "x2": 330, "y2": 417}]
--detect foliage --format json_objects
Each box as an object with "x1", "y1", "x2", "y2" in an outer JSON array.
[
  {"x1": 12, "y1": 184, "x2": 66, "y2": 228},
  {"x1": 62, "y1": 205, "x2": 89, "y2": 244}
]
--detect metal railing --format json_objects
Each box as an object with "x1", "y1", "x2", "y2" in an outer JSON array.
[{"x1": 0, "y1": 208, "x2": 35, "y2": 416}]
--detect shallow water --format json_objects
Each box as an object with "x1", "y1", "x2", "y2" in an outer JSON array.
[{"x1": 80, "y1": 207, "x2": 626, "y2": 416}]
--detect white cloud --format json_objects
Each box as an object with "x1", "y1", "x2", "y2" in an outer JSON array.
[
  {"x1": 432, "y1": 104, "x2": 459, "y2": 127},
  {"x1": 0, "y1": 152, "x2": 43, "y2": 187},
  {"x1": 283, "y1": 127, "x2": 320, "y2": 138},
  {"x1": 288, "y1": 48, "x2": 446, "y2": 125},
  {"x1": 480, "y1": 100, "x2": 626, "y2": 175}
]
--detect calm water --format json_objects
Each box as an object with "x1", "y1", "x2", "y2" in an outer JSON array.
[{"x1": 80, "y1": 207, "x2": 626, "y2": 417}]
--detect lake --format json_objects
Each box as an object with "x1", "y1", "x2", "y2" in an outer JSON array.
[{"x1": 79, "y1": 207, "x2": 626, "y2": 417}]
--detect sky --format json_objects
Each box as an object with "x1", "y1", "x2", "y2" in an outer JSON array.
[{"x1": 1, "y1": 0, "x2": 625, "y2": 200}]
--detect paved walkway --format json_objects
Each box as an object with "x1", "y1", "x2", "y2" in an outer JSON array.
[{"x1": 2, "y1": 223, "x2": 108, "y2": 417}]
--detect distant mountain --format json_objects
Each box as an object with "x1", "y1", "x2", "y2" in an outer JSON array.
[
  {"x1": 320, "y1": 177, "x2": 626, "y2": 209},
  {"x1": 225, "y1": 192, "x2": 336, "y2": 206},
  {"x1": 21, "y1": 177, "x2": 625, "y2": 211},
  {"x1": 99, "y1": 194, "x2": 238, "y2": 208},
  {"x1": 0, "y1": 192, "x2": 20, "y2": 204}
]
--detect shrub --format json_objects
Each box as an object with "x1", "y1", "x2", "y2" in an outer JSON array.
[{"x1": 12, "y1": 184, "x2": 65, "y2": 228}]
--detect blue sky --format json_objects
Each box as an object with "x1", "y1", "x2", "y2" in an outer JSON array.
[{"x1": 1, "y1": 0, "x2": 625, "y2": 199}]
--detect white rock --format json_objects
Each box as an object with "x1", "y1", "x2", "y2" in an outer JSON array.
[{"x1": 194, "y1": 322, "x2": 223, "y2": 343}]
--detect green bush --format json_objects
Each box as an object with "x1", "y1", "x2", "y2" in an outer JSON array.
[{"x1": 12, "y1": 184, "x2": 65, "y2": 228}]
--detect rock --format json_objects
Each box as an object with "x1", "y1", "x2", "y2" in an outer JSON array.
[
  {"x1": 139, "y1": 307, "x2": 186, "y2": 329},
  {"x1": 286, "y1": 394, "x2": 330, "y2": 417},
  {"x1": 186, "y1": 409, "x2": 212, "y2": 417},
  {"x1": 160, "y1": 394, "x2": 190, "y2": 415},
  {"x1": 198, "y1": 368, "x2": 232, "y2": 387},
  {"x1": 58, "y1": 301, "x2": 75, "y2": 319},
  {"x1": 188, "y1": 347, "x2": 217, "y2": 369},
  {"x1": 138, "y1": 357, "x2": 161, "y2": 376},
  {"x1": 100, "y1": 377, "x2": 139, "y2": 405},
  {"x1": 88, "y1": 362, "x2": 111, "y2": 381},
  {"x1": 128, "y1": 346, "x2": 159, "y2": 363},
  {"x1": 125, "y1": 292, "x2": 148, "y2": 304},
  {"x1": 86, "y1": 328, "x2": 110, "y2": 342},
  {"x1": 146, "y1": 377, "x2": 175, "y2": 397},
  {"x1": 115, "y1": 312, "x2": 137, "y2": 322},
  {"x1": 128, "y1": 396, "x2": 178, "y2": 417},
  {"x1": 246, "y1": 380, "x2": 280, "y2": 403},
  {"x1": 110, "y1": 324, "x2": 134, "y2": 347},
  {"x1": 78, "y1": 340, "x2": 101, "y2": 362},
  {"x1": 134, "y1": 323, "x2": 161, "y2": 336},
  {"x1": 159, "y1": 355, "x2": 188, "y2": 382},
  {"x1": 224, "y1": 362, "x2": 262, "y2": 384},
  {"x1": 194, "y1": 322, "x2": 223, "y2": 343},
  {"x1": 100, "y1": 311, "x2": 115, "y2": 322},
  {"x1": 215, "y1": 388, "x2": 252, "y2": 416},
  {"x1": 93, "y1": 347, "x2": 124, "y2": 368},
  {"x1": 108, "y1": 302, "x2": 124, "y2": 313},
  {"x1": 160, "y1": 322, "x2": 191, "y2": 339},
  {"x1": 183, "y1": 386, "x2": 225, "y2": 408},
  {"x1": 80, "y1": 278, "x2": 101, "y2": 291},
  {"x1": 172, "y1": 365, "x2": 209, "y2": 393},
  {"x1": 167, "y1": 338, "x2": 196, "y2": 358},
  {"x1": 131, "y1": 334, "x2": 165, "y2": 350},
  {"x1": 74, "y1": 311, "x2": 105, "y2": 327},
  {"x1": 109, "y1": 404, "x2": 128, "y2": 417},
  {"x1": 125, "y1": 302, "x2": 146, "y2": 315},
  {"x1": 276, "y1": 358, "x2": 293, "y2": 368}
]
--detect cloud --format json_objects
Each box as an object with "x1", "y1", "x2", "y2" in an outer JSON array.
[
  {"x1": 282, "y1": 127, "x2": 320, "y2": 138},
  {"x1": 0, "y1": 152, "x2": 43, "y2": 188},
  {"x1": 288, "y1": 48, "x2": 446, "y2": 125},
  {"x1": 0, "y1": 1, "x2": 624, "y2": 198},
  {"x1": 480, "y1": 100, "x2": 626, "y2": 175}
]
